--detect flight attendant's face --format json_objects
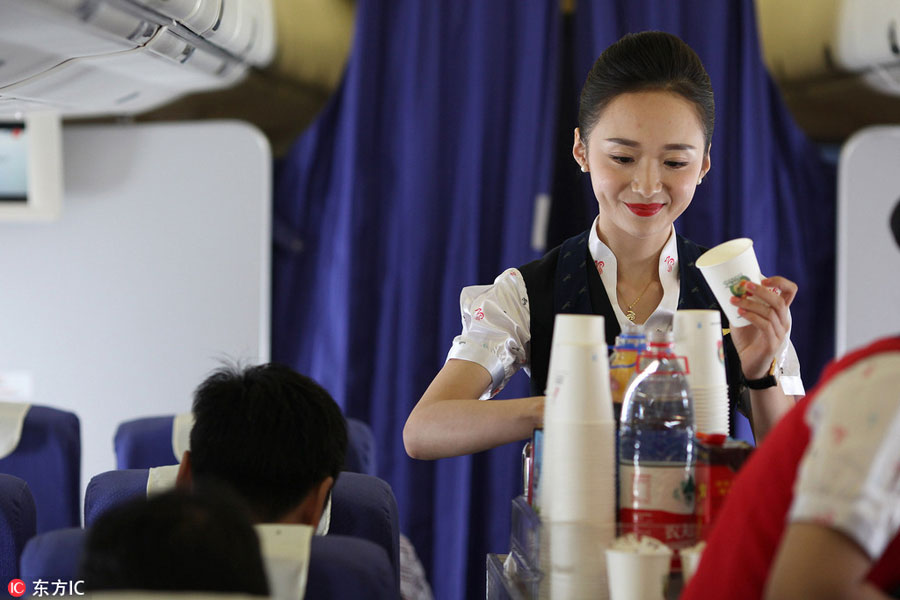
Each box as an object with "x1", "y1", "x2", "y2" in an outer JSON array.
[{"x1": 572, "y1": 90, "x2": 710, "y2": 243}]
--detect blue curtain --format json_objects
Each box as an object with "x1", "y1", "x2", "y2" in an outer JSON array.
[{"x1": 273, "y1": 2, "x2": 835, "y2": 599}]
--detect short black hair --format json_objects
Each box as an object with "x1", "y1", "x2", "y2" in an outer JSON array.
[
  {"x1": 80, "y1": 488, "x2": 268, "y2": 595},
  {"x1": 579, "y1": 31, "x2": 715, "y2": 151},
  {"x1": 189, "y1": 363, "x2": 348, "y2": 521}
]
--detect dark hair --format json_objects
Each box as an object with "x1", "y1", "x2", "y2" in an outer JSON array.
[
  {"x1": 578, "y1": 31, "x2": 715, "y2": 151},
  {"x1": 189, "y1": 362, "x2": 347, "y2": 521},
  {"x1": 80, "y1": 488, "x2": 269, "y2": 595}
]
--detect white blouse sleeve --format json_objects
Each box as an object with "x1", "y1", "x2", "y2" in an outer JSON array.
[
  {"x1": 789, "y1": 352, "x2": 900, "y2": 559},
  {"x1": 445, "y1": 268, "x2": 531, "y2": 400},
  {"x1": 777, "y1": 335, "x2": 804, "y2": 396}
]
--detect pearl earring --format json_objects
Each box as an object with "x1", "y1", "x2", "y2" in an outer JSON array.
[
  {"x1": 697, "y1": 178, "x2": 703, "y2": 185},
  {"x1": 581, "y1": 165, "x2": 588, "y2": 173}
]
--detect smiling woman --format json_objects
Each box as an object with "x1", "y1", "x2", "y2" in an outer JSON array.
[{"x1": 403, "y1": 31, "x2": 805, "y2": 462}]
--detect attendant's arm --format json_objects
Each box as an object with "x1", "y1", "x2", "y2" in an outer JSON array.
[
  {"x1": 403, "y1": 359, "x2": 544, "y2": 460},
  {"x1": 765, "y1": 523, "x2": 889, "y2": 600},
  {"x1": 748, "y1": 388, "x2": 799, "y2": 442},
  {"x1": 730, "y1": 276, "x2": 799, "y2": 442}
]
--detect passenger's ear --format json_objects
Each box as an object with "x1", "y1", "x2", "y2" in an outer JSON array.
[
  {"x1": 284, "y1": 476, "x2": 334, "y2": 527},
  {"x1": 175, "y1": 450, "x2": 193, "y2": 489},
  {"x1": 307, "y1": 476, "x2": 334, "y2": 529}
]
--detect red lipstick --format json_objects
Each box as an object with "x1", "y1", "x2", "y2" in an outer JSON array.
[{"x1": 626, "y1": 203, "x2": 664, "y2": 217}]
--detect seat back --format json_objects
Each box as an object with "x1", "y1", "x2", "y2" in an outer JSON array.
[
  {"x1": 344, "y1": 418, "x2": 376, "y2": 476},
  {"x1": 114, "y1": 415, "x2": 377, "y2": 475},
  {"x1": 21, "y1": 528, "x2": 398, "y2": 599},
  {"x1": 83, "y1": 469, "x2": 150, "y2": 527},
  {"x1": 84, "y1": 469, "x2": 400, "y2": 587},
  {"x1": 20, "y1": 527, "x2": 85, "y2": 586},
  {"x1": 113, "y1": 416, "x2": 179, "y2": 470},
  {"x1": 0, "y1": 405, "x2": 80, "y2": 532},
  {"x1": 307, "y1": 535, "x2": 398, "y2": 599},
  {"x1": 329, "y1": 472, "x2": 400, "y2": 585},
  {"x1": 0, "y1": 473, "x2": 36, "y2": 581}
]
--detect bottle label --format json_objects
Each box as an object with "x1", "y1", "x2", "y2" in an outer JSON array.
[
  {"x1": 619, "y1": 464, "x2": 697, "y2": 557},
  {"x1": 618, "y1": 462, "x2": 696, "y2": 550},
  {"x1": 619, "y1": 463, "x2": 695, "y2": 514}
]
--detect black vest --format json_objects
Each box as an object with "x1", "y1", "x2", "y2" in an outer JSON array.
[{"x1": 518, "y1": 229, "x2": 748, "y2": 429}]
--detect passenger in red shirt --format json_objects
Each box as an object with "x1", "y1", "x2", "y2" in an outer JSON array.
[{"x1": 682, "y1": 202, "x2": 900, "y2": 599}]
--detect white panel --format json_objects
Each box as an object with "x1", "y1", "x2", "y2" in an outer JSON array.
[
  {"x1": 757, "y1": 0, "x2": 900, "y2": 90},
  {"x1": 834, "y1": 0, "x2": 900, "y2": 70},
  {"x1": 836, "y1": 126, "x2": 900, "y2": 355},
  {"x1": 0, "y1": 121, "x2": 271, "y2": 501}
]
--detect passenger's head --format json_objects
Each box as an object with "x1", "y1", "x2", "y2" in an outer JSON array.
[
  {"x1": 80, "y1": 488, "x2": 268, "y2": 595},
  {"x1": 577, "y1": 31, "x2": 715, "y2": 152},
  {"x1": 178, "y1": 363, "x2": 347, "y2": 525}
]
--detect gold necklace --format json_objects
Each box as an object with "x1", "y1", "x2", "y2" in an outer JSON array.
[{"x1": 621, "y1": 279, "x2": 654, "y2": 322}]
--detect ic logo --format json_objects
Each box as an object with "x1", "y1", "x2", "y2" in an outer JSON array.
[{"x1": 8, "y1": 579, "x2": 26, "y2": 597}]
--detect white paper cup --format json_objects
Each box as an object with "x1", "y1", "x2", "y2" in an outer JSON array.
[
  {"x1": 673, "y1": 310, "x2": 728, "y2": 389},
  {"x1": 549, "y1": 313, "x2": 607, "y2": 346},
  {"x1": 606, "y1": 547, "x2": 671, "y2": 600},
  {"x1": 544, "y1": 343, "x2": 614, "y2": 423},
  {"x1": 540, "y1": 521, "x2": 617, "y2": 599},
  {"x1": 680, "y1": 543, "x2": 706, "y2": 585},
  {"x1": 695, "y1": 238, "x2": 762, "y2": 328},
  {"x1": 544, "y1": 314, "x2": 613, "y2": 423},
  {"x1": 691, "y1": 385, "x2": 729, "y2": 435}
]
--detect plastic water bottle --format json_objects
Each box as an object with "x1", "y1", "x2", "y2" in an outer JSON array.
[{"x1": 618, "y1": 329, "x2": 696, "y2": 556}]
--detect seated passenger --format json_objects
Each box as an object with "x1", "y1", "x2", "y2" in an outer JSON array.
[
  {"x1": 176, "y1": 363, "x2": 348, "y2": 599},
  {"x1": 80, "y1": 487, "x2": 268, "y2": 596},
  {"x1": 682, "y1": 202, "x2": 900, "y2": 599},
  {"x1": 176, "y1": 362, "x2": 347, "y2": 527}
]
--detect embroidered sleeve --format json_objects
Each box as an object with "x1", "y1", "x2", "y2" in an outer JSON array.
[
  {"x1": 789, "y1": 353, "x2": 900, "y2": 558},
  {"x1": 446, "y1": 268, "x2": 531, "y2": 400}
]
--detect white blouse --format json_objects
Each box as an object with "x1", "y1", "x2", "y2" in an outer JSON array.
[
  {"x1": 790, "y1": 351, "x2": 900, "y2": 559},
  {"x1": 446, "y1": 218, "x2": 804, "y2": 399}
]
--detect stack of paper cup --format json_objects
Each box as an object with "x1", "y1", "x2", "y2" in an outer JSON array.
[
  {"x1": 695, "y1": 238, "x2": 763, "y2": 329},
  {"x1": 541, "y1": 521, "x2": 617, "y2": 599},
  {"x1": 539, "y1": 314, "x2": 617, "y2": 599},
  {"x1": 673, "y1": 310, "x2": 729, "y2": 435}
]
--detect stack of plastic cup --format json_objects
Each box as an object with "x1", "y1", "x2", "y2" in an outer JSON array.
[
  {"x1": 539, "y1": 314, "x2": 617, "y2": 599},
  {"x1": 673, "y1": 310, "x2": 729, "y2": 435}
]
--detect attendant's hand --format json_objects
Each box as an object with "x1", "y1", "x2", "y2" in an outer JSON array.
[{"x1": 729, "y1": 276, "x2": 798, "y2": 379}]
